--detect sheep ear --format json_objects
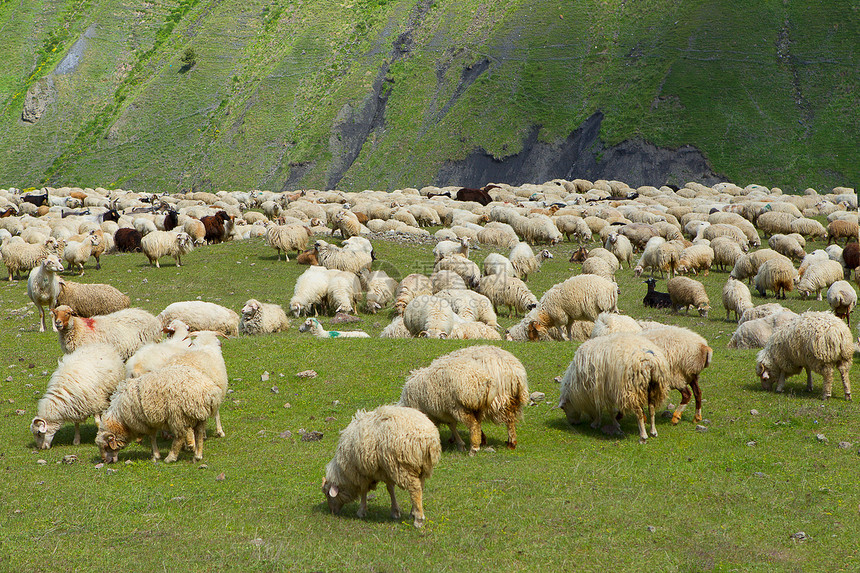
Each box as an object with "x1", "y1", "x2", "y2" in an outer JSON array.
[
  {"x1": 328, "y1": 484, "x2": 339, "y2": 498},
  {"x1": 107, "y1": 434, "x2": 119, "y2": 450}
]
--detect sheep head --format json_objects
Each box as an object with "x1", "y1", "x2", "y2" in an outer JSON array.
[
  {"x1": 95, "y1": 420, "x2": 129, "y2": 464},
  {"x1": 51, "y1": 305, "x2": 74, "y2": 331},
  {"x1": 322, "y1": 478, "x2": 350, "y2": 515},
  {"x1": 30, "y1": 417, "x2": 59, "y2": 449}
]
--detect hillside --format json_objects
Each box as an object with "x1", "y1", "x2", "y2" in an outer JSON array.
[{"x1": 0, "y1": 0, "x2": 857, "y2": 193}]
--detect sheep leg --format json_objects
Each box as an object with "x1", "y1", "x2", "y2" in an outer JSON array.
[
  {"x1": 213, "y1": 409, "x2": 225, "y2": 438},
  {"x1": 164, "y1": 435, "x2": 184, "y2": 463},
  {"x1": 149, "y1": 435, "x2": 161, "y2": 460},
  {"x1": 671, "y1": 387, "x2": 692, "y2": 425},
  {"x1": 356, "y1": 492, "x2": 368, "y2": 518},
  {"x1": 405, "y1": 477, "x2": 425, "y2": 528},
  {"x1": 690, "y1": 378, "x2": 703, "y2": 422},
  {"x1": 193, "y1": 423, "x2": 205, "y2": 462},
  {"x1": 775, "y1": 372, "x2": 787, "y2": 393},
  {"x1": 37, "y1": 306, "x2": 46, "y2": 332},
  {"x1": 648, "y1": 404, "x2": 658, "y2": 438},
  {"x1": 838, "y1": 362, "x2": 851, "y2": 400},
  {"x1": 462, "y1": 414, "x2": 482, "y2": 455},
  {"x1": 95, "y1": 255, "x2": 100, "y2": 270},
  {"x1": 820, "y1": 368, "x2": 833, "y2": 400},
  {"x1": 504, "y1": 419, "x2": 517, "y2": 450},
  {"x1": 635, "y1": 407, "x2": 649, "y2": 443},
  {"x1": 386, "y1": 482, "x2": 401, "y2": 520},
  {"x1": 447, "y1": 423, "x2": 466, "y2": 452},
  {"x1": 806, "y1": 368, "x2": 814, "y2": 393},
  {"x1": 73, "y1": 422, "x2": 81, "y2": 445}
]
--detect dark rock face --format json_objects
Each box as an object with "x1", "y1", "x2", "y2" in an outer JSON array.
[
  {"x1": 435, "y1": 111, "x2": 726, "y2": 188},
  {"x1": 22, "y1": 78, "x2": 56, "y2": 124}
]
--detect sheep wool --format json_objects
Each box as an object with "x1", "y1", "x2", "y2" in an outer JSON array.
[
  {"x1": 827, "y1": 280, "x2": 857, "y2": 325},
  {"x1": 157, "y1": 301, "x2": 240, "y2": 336},
  {"x1": 27, "y1": 255, "x2": 64, "y2": 332},
  {"x1": 323, "y1": 405, "x2": 441, "y2": 528},
  {"x1": 667, "y1": 276, "x2": 711, "y2": 317},
  {"x1": 239, "y1": 299, "x2": 291, "y2": 335},
  {"x1": 532, "y1": 274, "x2": 618, "y2": 340},
  {"x1": 721, "y1": 276, "x2": 753, "y2": 322},
  {"x1": 796, "y1": 259, "x2": 844, "y2": 301},
  {"x1": 399, "y1": 345, "x2": 529, "y2": 455},
  {"x1": 56, "y1": 279, "x2": 130, "y2": 317},
  {"x1": 52, "y1": 305, "x2": 162, "y2": 360},
  {"x1": 141, "y1": 230, "x2": 194, "y2": 268},
  {"x1": 728, "y1": 310, "x2": 797, "y2": 349}
]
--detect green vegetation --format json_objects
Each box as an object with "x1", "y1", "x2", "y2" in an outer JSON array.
[{"x1": 0, "y1": 229, "x2": 858, "y2": 570}]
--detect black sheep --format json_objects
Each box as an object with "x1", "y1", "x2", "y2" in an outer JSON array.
[
  {"x1": 114, "y1": 228, "x2": 143, "y2": 253},
  {"x1": 643, "y1": 277, "x2": 672, "y2": 309}
]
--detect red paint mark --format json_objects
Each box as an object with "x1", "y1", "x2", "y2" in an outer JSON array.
[{"x1": 83, "y1": 318, "x2": 96, "y2": 330}]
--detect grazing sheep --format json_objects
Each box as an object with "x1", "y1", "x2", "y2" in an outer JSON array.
[
  {"x1": 394, "y1": 274, "x2": 434, "y2": 316},
  {"x1": 201, "y1": 210, "x2": 234, "y2": 244},
  {"x1": 266, "y1": 223, "x2": 312, "y2": 261},
  {"x1": 434, "y1": 255, "x2": 481, "y2": 289},
  {"x1": 756, "y1": 211, "x2": 797, "y2": 237},
  {"x1": 730, "y1": 249, "x2": 784, "y2": 284},
  {"x1": 239, "y1": 299, "x2": 291, "y2": 334},
  {"x1": 531, "y1": 274, "x2": 619, "y2": 340},
  {"x1": 326, "y1": 270, "x2": 363, "y2": 314},
  {"x1": 322, "y1": 405, "x2": 441, "y2": 528},
  {"x1": 476, "y1": 222, "x2": 519, "y2": 249},
  {"x1": 477, "y1": 274, "x2": 538, "y2": 317},
  {"x1": 52, "y1": 305, "x2": 162, "y2": 359},
  {"x1": 677, "y1": 244, "x2": 714, "y2": 276},
  {"x1": 722, "y1": 276, "x2": 754, "y2": 321},
  {"x1": 768, "y1": 234, "x2": 806, "y2": 261},
  {"x1": 754, "y1": 257, "x2": 797, "y2": 299},
  {"x1": 182, "y1": 218, "x2": 206, "y2": 245},
  {"x1": 633, "y1": 236, "x2": 665, "y2": 277},
  {"x1": 666, "y1": 276, "x2": 710, "y2": 317},
  {"x1": 557, "y1": 332, "x2": 670, "y2": 442},
  {"x1": 2, "y1": 237, "x2": 63, "y2": 281},
  {"x1": 399, "y1": 345, "x2": 529, "y2": 455},
  {"x1": 434, "y1": 288, "x2": 499, "y2": 328},
  {"x1": 482, "y1": 252, "x2": 516, "y2": 278},
  {"x1": 756, "y1": 312, "x2": 853, "y2": 400},
  {"x1": 95, "y1": 364, "x2": 225, "y2": 463},
  {"x1": 555, "y1": 215, "x2": 592, "y2": 243},
  {"x1": 157, "y1": 301, "x2": 240, "y2": 336},
  {"x1": 827, "y1": 219, "x2": 859, "y2": 245},
  {"x1": 403, "y1": 295, "x2": 456, "y2": 338},
  {"x1": 141, "y1": 230, "x2": 194, "y2": 268},
  {"x1": 639, "y1": 325, "x2": 712, "y2": 425},
  {"x1": 113, "y1": 228, "x2": 143, "y2": 252},
  {"x1": 298, "y1": 317, "x2": 370, "y2": 338},
  {"x1": 796, "y1": 259, "x2": 844, "y2": 300},
  {"x1": 728, "y1": 310, "x2": 798, "y2": 349},
  {"x1": 827, "y1": 280, "x2": 857, "y2": 325},
  {"x1": 30, "y1": 343, "x2": 124, "y2": 449},
  {"x1": 290, "y1": 266, "x2": 332, "y2": 316},
  {"x1": 360, "y1": 270, "x2": 398, "y2": 314},
  {"x1": 27, "y1": 255, "x2": 64, "y2": 332},
  {"x1": 796, "y1": 249, "x2": 830, "y2": 279},
  {"x1": 55, "y1": 279, "x2": 130, "y2": 317},
  {"x1": 509, "y1": 243, "x2": 553, "y2": 281}
]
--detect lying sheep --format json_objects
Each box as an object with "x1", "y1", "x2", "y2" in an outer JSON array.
[
  {"x1": 322, "y1": 405, "x2": 441, "y2": 528},
  {"x1": 827, "y1": 280, "x2": 857, "y2": 325},
  {"x1": 314, "y1": 240, "x2": 372, "y2": 274},
  {"x1": 756, "y1": 311, "x2": 853, "y2": 400},
  {"x1": 796, "y1": 259, "x2": 844, "y2": 300},
  {"x1": 403, "y1": 295, "x2": 456, "y2": 338},
  {"x1": 56, "y1": 279, "x2": 130, "y2": 317},
  {"x1": 399, "y1": 345, "x2": 529, "y2": 454},
  {"x1": 379, "y1": 316, "x2": 412, "y2": 339},
  {"x1": 27, "y1": 255, "x2": 64, "y2": 332},
  {"x1": 52, "y1": 305, "x2": 162, "y2": 360},
  {"x1": 95, "y1": 364, "x2": 225, "y2": 463},
  {"x1": 298, "y1": 317, "x2": 370, "y2": 338},
  {"x1": 239, "y1": 299, "x2": 291, "y2": 334},
  {"x1": 141, "y1": 230, "x2": 194, "y2": 268},
  {"x1": 30, "y1": 343, "x2": 124, "y2": 449},
  {"x1": 448, "y1": 320, "x2": 502, "y2": 340},
  {"x1": 430, "y1": 269, "x2": 467, "y2": 293},
  {"x1": 361, "y1": 270, "x2": 398, "y2": 314},
  {"x1": 531, "y1": 274, "x2": 618, "y2": 340},
  {"x1": 728, "y1": 310, "x2": 797, "y2": 349},
  {"x1": 721, "y1": 276, "x2": 753, "y2": 321},
  {"x1": 739, "y1": 303, "x2": 792, "y2": 324},
  {"x1": 667, "y1": 277, "x2": 711, "y2": 317},
  {"x1": 157, "y1": 301, "x2": 240, "y2": 336},
  {"x1": 394, "y1": 274, "x2": 433, "y2": 315},
  {"x1": 557, "y1": 332, "x2": 670, "y2": 442}
]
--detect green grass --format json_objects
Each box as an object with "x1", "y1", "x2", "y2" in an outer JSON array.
[{"x1": 0, "y1": 229, "x2": 858, "y2": 571}]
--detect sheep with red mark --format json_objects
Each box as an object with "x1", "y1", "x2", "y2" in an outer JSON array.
[{"x1": 51, "y1": 305, "x2": 162, "y2": 360}]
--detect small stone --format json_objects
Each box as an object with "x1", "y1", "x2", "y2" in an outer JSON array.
[
  {"x1": 747, "y1": 441, "x2": 757, "y2": 447},
  {"x1": 296, "y1": 370, "x2": 317, "y2": 378},
  {"x1": 13, "y1": 509, "x2": 22, "y2": 514},
  {"x1": 837, "y1": 441, "x2": 851, "y2": 449},
  {"x1": 325, "y1": 416, "x2": 336, "y2": 423},
  {"x1": 5, "y1": 376, "x2": 12, "y2": 382},
  {"x1": 695, "y1": 425, "x2": 708, "y2": 432},
  {"x1": 106, "y1": 468, "x2": 117, "y2": 475},
  {"x1": 141, "y1": 278, "x2": 148, "y2": 284},
  {"x1": 198, "y1": 464, "x2": 208, "y2": 470},
  {"x1": 125, "y1": 460, "x2": 133, "y2": 465},
  {"x1": 330, "y1": 312, "x2": 360, "y2": 324},
  {"x1": 646, "y1": 525, "x2": 656, "y2": 533},
  {"x1": 332, "y1": 400, "x2": 340, "y2": 407},
  {"x1": 300, "y1": 430, "x2": 323, "y2": 442},
  {"x1": 250, "y1": 538, "x2": 264, "y2": 547},
  {"x1": 283, "y1": 402, "x2": 292, "y2": 409},
  {"x1": 750, "y1": 409, "x2": 759, "y2": 415},
  {"x1": 216, "y1": 472, "x2": 226, "y2": 481},
  {"x1": 36, "y1": 459, "x2": 47, "y2": 465},
  {"x1": 15, "y1": 409, "x2": 25, "y2": 416},
  {"x1": 61, "y1": 455, "x2": 78, "y2": 464},
  {"x1": 261, "y1": 371, "x2": 269, "y2": 382},
  {"x1": 27, "y1": 363, "x2": 35, "y2": 369},
  {"x1": 484, "y1": 446, "x2": 496, "y2": 453},
  {"x1": 36, "y1": 481, "x2": 44, "y2": 486},
  {"x1": 553, "y1": 376, "x2": 562, "y2": 384},
  {"x1": 754, "y1": 472, "x2": 766, "y2": 478},
  {"x1": 660, "y1": 410, "x2": 673, "y2": 419},
  {"x1": 270, "y1": 386, "x2": 279, "y2": 394},
  {"x1": 279, "y1": 430, "x2": 292, "y2": 439},
  {"x1": 171, "y1": 496, "x2": 186, "y2": 502},
  {"x1": 790, "y1": 531, "x2": 808, "y2": 542},
  {"x1": 528, "y1": 391, "x2": 545, "y2": 405},
  {"x1": 816, "y1": 433, "x2": 828, "y2": 443},
  {"x1": 94, "y1": 463, "x2": 104, "y2": 469}
]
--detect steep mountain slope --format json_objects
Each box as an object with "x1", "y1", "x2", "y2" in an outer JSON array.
[{"x1": 0, "y1": 0, "x2": 856, "y2": 192}]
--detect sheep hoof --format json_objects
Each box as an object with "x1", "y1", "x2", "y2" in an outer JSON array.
[
  {"x1": 164, "y1": 454, "x2": 177, "y2": 463},
  {"x1": 638, "y1": 437, "x2": 648, "y2": 444},
  {"x1": 390, "y1": 509, "x2": 401, "y2": 520},
  {"x1": 468, "y1": 447, "x2": 478, "y2": 457},
  {"x1": 356, "y1": 508, "x2": 367, "y2": 519},
  {"x1": 215, "y1": 430, "x2": 225, "y2": 438},
  {"x1": 505, "y1": 440, "x2": 516, "y2": 450},
  {"x1": 413, "y1": 517, "x2": 425, "y2": 528},
  {"x1": 649, "y1": 429, "x2": 658, "y2": 438}
]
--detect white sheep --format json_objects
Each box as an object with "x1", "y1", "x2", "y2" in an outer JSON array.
[
  {"x1": 125, "y1": 319, "x2": 193, "y2": 379},
  {"x1": 796, "y1": 259, "x2": 844, "y2": 300},
  {"x1": 531, "y1": 274, "x2": 618, "y2": 340},
  {"x1": 2, "y1": 236, "x2": 63, "y2": 280},
  {"x1": 580, "y1": 256, "x2": 615, "y2": 281},
  {"x1": 710, "y1": 236, "x2": 746, "y2": 272},
  {"x1": 326, "y1": 270, "x2": 362, "y2": 314},
  {"x1": 721, "y1": 276, "x2": 753, "y2": 321},
  {"x1": 62, "y1": 234, "x2": 99, "y2": 275},
  {"x1": 239, "y1": 299, "x2": 291, "y2": 334},
  {"x1": 738, "y1": 303, "x2": 792, "y2": 324},
  {"x1": 403, "y1": 295, "x2": 456, "y2": 338},
  {"x1": 430, "y1": 269, "x2": 467, "y2": 292},
  {"x1": 433, "y1": 236, "x2": 470, "y2": 263},
  {"x1": 730, "y1": 249, "x2": 784, "y2": 284},
  {"x1": 557, "y1": 332, "x2": 670, "y2": 442},
  {"x1": 398, "y1": 345, "x2": 529, "y2": 454},
  {"x1": 314, "y1": 240, "x2": 372, "y2": 274},
  {"x1": 604, "y1": 232, "x2": 633, "y2": 268},
  {"x1": 509, "y1": 242, "x2": 553, "y2": 281},
  {"x1": 360, "y1": 270, "x2": 398, "y2": 314},
  {"x1": 589, "y1": 312, "x2": 642, "y2": 338},
  {"x1": 666, "y1": 276, "x2": 711, "y2": 317},
  {"x1": 555, "y1": 215, "x2": 592, "y2": 243},
  {"x1": 298, "y1": 317, "x2": 370, "y2": 338},
  {"x1": 52, "y1": 305, "x2": 162, "y2": 360},
  {"x1": 477, "y1": 274, "x2": 538, "y2": 317},
  {"x1": 827, "y1": 280, "x2": 857, "y2": 325},
  {"x1": 677, "y1": 244, "x2": 714, "y2": 276},
  {"x1": 157, "y1": 301, "x2": 240, "y2": 336},
  {"x1": 448, "y1": 320, "x2": 502, "y2": 340},
  {"x1": 379, "y1": 316, "x2": 412, "y2": 338},
  {"x1": 30, "y1": 343, "x2": 124, "y2": 449},
  {"x1": 27, "y1": 254, "x2": 64, "y2": 331},
  {"x1": 266, "y1": 223, "x2": 311, "y2": 261},
  {"x1": 141, "y1": 230, "x2": 194, "y2": 268},
  {"x1": 482, "y1": 252, "x2": 516, "y2": 278},
  {"x1": 768, "y1": 233, "x2": 806, "y2": 261},
  {"x1": 434, "y1": 288, "x2": 499, "y2": 328},
  {"x1": 95, "y1": 364, "x2": 225, "y2": 463},
  {"x1": 290, "y1": 266, "x2": 332, "y2": 316},
  {"x1": 476, "y1": 222, "x2": 519, "y2": 249},
  {"x1": 633, "y1": 236, "x2": 666, "y2": 277},
  {"x1": 55, "y1": 279, "x2": 130, "y2": 317},
  {"x1": 727, "y1": 310, "x2": 797, "y2": 349},
  {"x1": 756, "y1": 311, "x2": 853, "y2": 400},
  {"x1": 322, "y1": 405, "x2": 441, "y2": 528},
  {"x1": 434, "y1": 255, "x2": 481, "y2": 289}
]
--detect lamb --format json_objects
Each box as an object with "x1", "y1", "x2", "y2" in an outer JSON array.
[
  {"x1": 477, "y1": 274, "x2": 538, "y2": 317},
  {"x1": 642, "y1": 277, "x2": 672, "y2": 309},
  {"x1": 55, "y1": 279, "x2": 130, "y2": 317},
  {"x1": 666, "y1": 276, "x2": 711, "y2": 317},
  {"x1": 508, "y1": 242, "x2": 553, "y2": 281},
  {"x1": 239, "y1": 299, "x2": 291, "y2": 334},
  {"x1": 290, "y1": 266, "x2": 332, "y2": 316},
  {"x1": 402, "y1": 295, "x2": 456, "y2": 338},
  {"x1": 531, "y1": 274, "x2": 618, "y2": 340},
  {"x1": 738, "y1": 303, "x2": 792, "y2": 324},
  {"x1": 322, "y1": 405, "x2": 441, "y2": 528},
  {"x1": 27, "y1": 255, "x2": 64, "y2": 331},
  {"x1": 314, "y1": 240, "x2": 372, "y2": 274},
  {"x1": 754, "y1": 257, "x2": 797, "y2": 299},
  {"x1": 639, "y1": 325, "x2": 712, "y2": 425},
  {"x1": 157, "y1": 301, "x2": 240, "y2": 336},
  {"x1": 756, "y1": 311, "x2": 853, "y2": 400},
  {"x1": 298, "y1": 317, "x2": 370, "y2": 338},
  {"x1": 504, "y1": 308, "x2": 572, "y2": 341},
  {"x1": 557, "y1": 332, "x2": 670, "y2": 442},
  {"x1": 827, "y1": 280, "x2": 857, "y2": 325},
  {"x1": 140, "y1": 230, "x2": 194, "y2": 268},
  {"x1": 2, "y1": 236, "x2": 63, "y2": 280},
  {"x1": 95, "y1": 364, "x2": 225, "y2": 463},
  {"x1": 604, "y1": 232, "x2": 633, "y2": 268},
  {"x1": 721, "y1": 276, "x2": 753, "y2": 321},
  {"x1": 52, "y1": 305, "x2": 162, "y2": 360},
  {"x1": 398, "y1": 345, "x2": 529, "y2": 455},
  {"x1": 266, "y1": 223, "x2": 311, "y2": 261},
  {"x1": 728, "y1": 310, "x2": 797, "y2": 349},
  {"x1": 796, "y1": 259, "x2": 844, "y2": 300},
  {"x1": 360, "y1": 270, "x2": 398, "y2": 314},
  {"x1": 433, "y1": 236, "x2": 471, "y2": 263},
  {"x1": 30, "y1": 343, "x2": 124, "y2": 449}
]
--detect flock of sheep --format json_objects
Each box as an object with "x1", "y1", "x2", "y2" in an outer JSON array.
[{"x1": 1, "y1": 179, "x2": 857, "y2": 527}]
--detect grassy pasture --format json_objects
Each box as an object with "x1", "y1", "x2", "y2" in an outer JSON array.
[{"x1": 0, "y1": 230, "x2": 858, "y2": 571}]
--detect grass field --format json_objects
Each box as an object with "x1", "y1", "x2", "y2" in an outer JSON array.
[{"x1": 0, "y1": 230, "x2": 858, "y2": 571}]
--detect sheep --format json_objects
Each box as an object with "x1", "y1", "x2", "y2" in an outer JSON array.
[
  {"x1": 756, "y1": 211, "x2": 797, "y2": 237},
  {"x1": 754, "y1": 257, "x2": 797, "y2": 299},
  {"x1": 182, "y1": 218, "x2": 206, "y2": 245},
  {"x1": 796, "y1": 259, "x2": 844, "y2": 300},
  {"x1": 52, "y1": 305, "x2": 162, "y2": 360},
  {"x1": 477, "y1": 274, "x2": 538, "y2": 317},
  {"x1": 789, "y1": 217, "x2": 827, "y2": 240},
  {"x1": 157, "y1": 301, "x2": 240, "y2": 336},
  {"x1": 402, "y1": 295, "x2": 456, "y2": 338},
  {"x1": 201, "y1": 210, "x2": 234, "y2": 244},
  {"x1": 756, "y1": 311, "x2": 853, "y2": 400},
  {"x1": 360, "y1": 270, "x2": 398, "y2": 314},
  {"x1": 677, "y1": 244, "x2": 714, "y2": 276},
  {"x1": 730, "y1": 249, "x2": 784, "y2": 284},
  {"x1": 433, "y1": 255, "x2": 480, "y2": 289},
  {"x1": 642, "y1": 277, "x2": 672, "y2": 309},
  {"x1": 113, "y1": 228, "x2": 143, "y2": 252},
  {"x1": 768, "y1": 234, "x2": 806, "y2": 261},
  {"x1": 604, "y1": 232, "x2": 633, "y2": 268},
  {"x1": 702, "y1": 223, "x2": 749, "y2": 249},
  {"x1": 531, "y1": 274, "x2": 618, "y2": 340},
  {"x1": 827, "y1": 280, "x2": 857, "y2": 325},
  {"x1": 398, "y1": 345, "x2": 528, "y2": 455},
  {"x1": 557, "y1": 332, "x2": 670, "y2": 442},
  {"x1": 666, "y1": 276, "x2": 711, "y2": 317},
  {"x1": 133, "y1": 216, "x2": 158, "y2": 236},
  {"x1": 55, "y1": 279, "x2": 130, "y2": 317},
  {"x1": 434, "y1": 288, "x2": 499, "y2": 328},
  {"x1": 504, "y1": 308, "x2": 573, "y2": 341},
  {"x1": 27, "y1": 255, "x2": 64, "y2": 332},
  {"x1": 508, "y1": 242, "x2": 553, "y2": 281},
  {"x1": 290, "y1": 266, "x2": 332, "y2": 316},
  {"x1": 30, "y1": 343, "x2": 124, "y2": 449},
  {"x1": 710, "y1": 236, "x2": 746, "y2": 272},
  {"x1": 722, "y1": 276, "x2": 753, "y2": 321},
  {"x1": 314, "y1": 240, "x2": 372, "y2": 274},
  {"x1": 639, "y1": 325, "x2": 712, "y2": 425},
  {"x1": 586, "y1": 247, "x2": 620, "y2": 273},
  {"x1": 296, "y1": 248, "x2": 319, "y2": 266},
  {"x1": 95, "y1": 364, "x2": 225, "y2": 463},
  {"x1": 429, "y1": 269, "x2": 467, "y2": 292},
  {"x1": 520, "y1": 214, "x2": 562, "y2": 245},
  {"x1": 633, "y1": 236, "x2": 665, "y2": 276},
  {"x1": 827, "y1": 219, "x2": 859, "y2": 245},
  {"x1": 298, "y1": 317, "x2": 370, "y2": 338},
  {"x1": 476, "y1": 222, "x2": 519, "y2": 249},
  {"x1": 482, "y1": 252, "x2": 516, "y2": 278},
  {"x1": 322, "y1": 405, "x2": 441, "y2": 528},
  {"x1": 448, "y1": 320, "x2": 502, "y2": 340},
  {"x1": 433, "y1": 236, "x2": 470, "y2": 263},
  {"x1": 239, "y1": 299, "x2": 291, "y2": 334},
  {"x1": 728, "y1": 310, "x2": 798, "y2": 349},
  {"x1": 581, "y1": 256, "x2": 615, "y2": 281},
  {"x1": 124, "y1": 319, "x2": 193, "y2": 379},
  {"x1": 555, "y1": 215, "x2": 592, "y2": 243},
  {"x1": 379, "y1": 316, "x2": 412, "y2": 339},
  {"x1": 2, "y1": 236, "x2": 63, "y2": 280},
  {"x1": 738, "y1": 303, "x2": 792, "y2": 324},
  {"x1": 140, "y1": 230, "x2": 194, "y2": 268},
  {"x1": 266, "y1": 223, "x2": 311, "y2": 261},
  {"x1": 589, "y1": 312, "x2": 642, "y2": 338},
  {"x1": 326, "y1": 270, "x2": 363, "y2": 314}
]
